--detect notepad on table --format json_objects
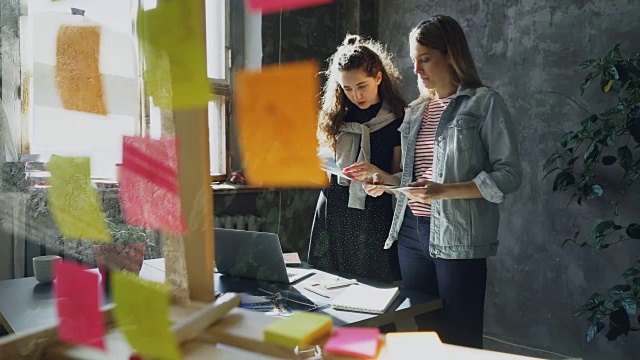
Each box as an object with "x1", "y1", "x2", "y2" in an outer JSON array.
[
  {"x1": 331, "y1": 286, "x2": 399, "y2": 314},
  {"x1": 264, "y1": 311, "x2": 333, "y2": 348}
]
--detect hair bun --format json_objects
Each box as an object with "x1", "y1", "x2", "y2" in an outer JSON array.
[{"x1": 343, "y1": 34, "x2": 361, "y2": 46}]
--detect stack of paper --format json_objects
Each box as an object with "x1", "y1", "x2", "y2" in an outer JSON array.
[{"x1": 264, "y1": 311, "x2": 333, "y2": 348}]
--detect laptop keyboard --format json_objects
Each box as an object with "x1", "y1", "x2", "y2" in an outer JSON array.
[{"x1": 287, "y1": 273, "x2": 296, "y2": 278}]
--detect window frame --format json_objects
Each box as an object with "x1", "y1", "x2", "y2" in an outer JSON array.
[{"x1": 207, "y1": 0, "x2": 232, "y2": 182}]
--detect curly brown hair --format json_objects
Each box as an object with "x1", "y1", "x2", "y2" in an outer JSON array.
[{"x1": 318, "y1": 35, "x2": 407, "y2": 152}]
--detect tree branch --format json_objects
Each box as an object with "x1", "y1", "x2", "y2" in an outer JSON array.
[{"x1": 542, "y1": 91, "x2": 593, "y2": 115}]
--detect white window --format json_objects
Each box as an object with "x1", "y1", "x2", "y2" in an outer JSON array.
[
  {"x1": 22, "y1": 0, "x2": 230, "y2": 180},
  {"x1": 205, "y1": 0, "x2": 230, "y2": 178}
]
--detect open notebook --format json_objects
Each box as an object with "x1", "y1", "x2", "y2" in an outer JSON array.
[{"x1": 331, "y1": 286, "x2": 399, "y2": 314}]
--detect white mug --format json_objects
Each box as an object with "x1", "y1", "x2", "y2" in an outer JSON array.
[
  {"x1": 223, "y1": 215, "x2": 236, "y2": 229},
  {"x1": 33, "y1": 255, "x2": 61, "y2": 283}
]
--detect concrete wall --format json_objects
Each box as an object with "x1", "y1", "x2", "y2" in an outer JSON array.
[{"x1": 378, "y1": 0, "x2": 640, "y2": 359}]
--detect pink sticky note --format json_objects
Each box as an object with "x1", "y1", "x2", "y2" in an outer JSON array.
[
  {"x1": 119, "y1": 136, "x2": 187, "y2": 234},
  {"x1": 54, "y1": 260, "x2": 105, "y2": 350},
  {"x1": 324, "y1": 327, "x2": 380, "y2": 358},
  {"x1": 246, "y1": 0, "x2": 333, "y2": 14}
]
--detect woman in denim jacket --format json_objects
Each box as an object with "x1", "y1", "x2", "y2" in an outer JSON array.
[{"x1": 360, "y1": 16, "x2": 522, "y2": 348}]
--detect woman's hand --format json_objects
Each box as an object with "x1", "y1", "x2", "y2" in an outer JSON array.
[
  {"x1": 398, "y1": 180, "x2": 448, "y2": 203},
  {"x1": 342, "y1": 162, "x2": 381, "y2": 182},
  {"x1": 363, "y1": 173, "x2": 386, "y2": 197}
]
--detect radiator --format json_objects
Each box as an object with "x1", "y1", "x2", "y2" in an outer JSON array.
[{"x1": 214, "y1": 215, "x2": 262, "y2": 232}]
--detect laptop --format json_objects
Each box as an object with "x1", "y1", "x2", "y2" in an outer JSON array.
[{"x1": 214, "y1": 228, "x2": 314, "y2": 283}]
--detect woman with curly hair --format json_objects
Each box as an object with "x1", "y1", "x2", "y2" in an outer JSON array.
[{"x1": 307, "y1": 34, "x2": 407, "y2": 283}]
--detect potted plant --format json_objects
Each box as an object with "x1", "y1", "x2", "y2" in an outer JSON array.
[
  {"x1": 93, "y1": 219, "x2": 148, "y2": 283},
  {"x1": 544, "y1": 43, "x2": 640, "y2": 342}
]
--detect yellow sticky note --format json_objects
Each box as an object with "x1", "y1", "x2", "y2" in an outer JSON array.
[
  {"x1": 47, "y1": 156, "x2": 111, "y2": 242},
  {"x1": 235, "y1": 61, "x2": 328, "y2": 188},
  {"x1": 137, "y1": 0, "x2": 209, "y2": 110},
  {"x1": 112, "y1": 271, "x2": 182, "y2": 360},
  {"x1": 264, "y1": 311, "x2": 333, "y2": 348}
]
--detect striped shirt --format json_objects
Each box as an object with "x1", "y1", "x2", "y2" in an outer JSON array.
[{"x1": 409, "y1": 95, "x2": 453, "y2": 217}]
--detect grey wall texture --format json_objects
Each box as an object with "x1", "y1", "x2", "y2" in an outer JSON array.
[{"x1": 378, "y1": 0, "x2": 640, "y2": 359}]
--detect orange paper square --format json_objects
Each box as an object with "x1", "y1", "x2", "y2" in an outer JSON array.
[
  {"x1": 234, "y1": 61, "x2": 327, "y2": 188},
  {"x1": 56, "y1": 25, "x2": 107, "y2": 115}
]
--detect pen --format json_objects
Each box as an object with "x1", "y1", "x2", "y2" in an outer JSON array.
[{"x1": 303, "y1": 283, "x2": 330, "y2": 298}]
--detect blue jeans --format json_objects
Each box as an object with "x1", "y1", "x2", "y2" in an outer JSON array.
[{"x1": 398, "y1": 208, "x2": 487, "y2": 349}]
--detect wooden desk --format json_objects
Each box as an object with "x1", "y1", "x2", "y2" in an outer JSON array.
[{"x1": 0, "y1": 258, "x2": 441, "y2": 334}]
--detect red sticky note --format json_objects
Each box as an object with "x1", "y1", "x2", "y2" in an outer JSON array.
[
  {"x1": 246, "y1": 0, "x2": 333, "y2": 14},
  {"x1": 120, "y1": 136, "x2": 187, "y2": 234},
  {"x1": 324, "y1": 327, "x2": 380, "y2": 358},
  {"x1": 54, "y1": 260, "x2": 105, "y2": 351}
]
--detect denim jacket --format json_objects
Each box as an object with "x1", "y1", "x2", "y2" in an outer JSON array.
[{"x1": 383, "y1": 86, "x2": 522, "y2": 259}]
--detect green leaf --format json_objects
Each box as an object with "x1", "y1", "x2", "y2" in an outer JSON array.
[
  {"x1": 587, "y1": 321, "x2": 605, "y2": 342},
  {"x1": 543, "y1": 167, "x2": 560, "y2": 181},
  {"x1": 609, "y1": 285, "x2": 632, "y2": 297},
  {"x1": 626, "y1": 224, "x2": 640, "y2": 239},
  {"x1": 602, "y1": 156, "x2": 617, "y2": 165},
  {"x1": 623, "y1": 161, "x2": 639, "y2": 181},
  {"x1": 575, "y1": 304, "x2": 590, "y2": 317},
  {"x1": 593, "y1": 236, "x2": 606, "y2": 254},
  {"x1": 553, "y1": 170, "x2": 575, "y2": 191},
  {"x1": 580, "y1": 72, "x2": 598, "y2": 95},
  {"x1": 577, "y1": 59, "x2": 597, "y2": 70},
  {"x1": 621, "y1": 294, "x2": 637, "y2": 315},
  {"x1": 607, "y1": 65, "x2": 620, "y2": 80},
  {"x1": 543, "y1": 152, "x2": 561, "y2": 171},
  {"x1": 587, "y1": 293, "x2": 602, "y2": 307},
  {"x1": 589, "y1": 219, "x2": 616, "y2": 237},
  {"x1": 622, "y1": 266, "x2": 640, "y2": 281},
  {"x1": 585, "y1": 184, "x2": 604, "y2": 199},
  {"x1": 567, "y1": 157, "x2": 579, "y2": 166},
  {"x1": 584, "y1": 142, "x2": 598, "y2": 161},
  {"x1": 605, "y1": 308, "x2": 630, "y2": 341},
  {"x1": 602, "y1": 102, "x2": 625, "y2": 115},
  {"x1": 607, "y1": 43, "x2": 622, "y2": 60},
  {"x1": 602, "y1": 301, "x2": 616, "y2": 313},
  {"x1": 617, "y1": 146, "x2": 633, "y2": 170}
]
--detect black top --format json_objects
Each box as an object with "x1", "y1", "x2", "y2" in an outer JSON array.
[{"x1": 308, "y1": 102, "x2": 402, "y2": 283}]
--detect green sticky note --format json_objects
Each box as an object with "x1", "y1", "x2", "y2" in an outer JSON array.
[
  {"x1": 47, "y1": 156, "x2": 111, "y2": 242},
  {"x1": 112, "y1": 271, "x2": 182, "y2": 360},
  {"x1": 137, "y1": 0, "x2": 209, "y2": 110}
]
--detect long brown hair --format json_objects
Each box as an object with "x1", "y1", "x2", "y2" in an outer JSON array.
[
  {"x1": 410, "y1": 15, "x2": 483, "y2": 97},
  {"x1": 318, "y1": 35, "x2": 407, "y2": 152}
]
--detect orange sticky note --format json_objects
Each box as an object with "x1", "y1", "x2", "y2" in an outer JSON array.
[
  {"x1": 47, "y1": 156, "x2": 111, "y2": 242},
  {"x1": 137, "y1": 0, "x2": 209, "y2": 110},
  {"x1": 234, "y1": 61, "x2": 327, "y2": 187},
  {"x1": 54, "y1": 260, "x2": 105, "y2": 350},
  {"x1": 56, "y1": 25, "x2": 107, "y2": 115},
  {"x1": 112, "y1": 271, "x2": 181, "y2": 360}
]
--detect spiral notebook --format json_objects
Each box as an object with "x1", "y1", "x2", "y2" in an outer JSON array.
[{"x1": 331, "y1": 286, "x2": 399, "y2": 314}]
